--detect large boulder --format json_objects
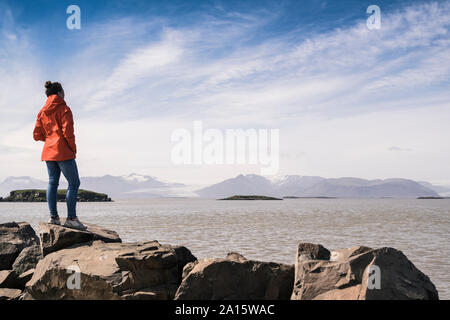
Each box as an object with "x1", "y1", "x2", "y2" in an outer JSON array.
[
  {"x1": 0, "y1": 288, "x2": 22, "y2": 300},
  {"x1": 291, "y1": 243, "x2": 439, "y2": 300},
  {"x1": 12, "y1": 244, "x2": 42, "y2": 275},
  {"x1": 0, "y1": 222, "x2": 39, "y2": 270},
  {"x1": 174, "y1": 253, "x2": 294, "y2": 300},
  {"x1": 39, "y1": 221, "x2": 121, "y2": 256},
  {"x1": 26, "y1": 240, "x2": 196, "y2": 300}
]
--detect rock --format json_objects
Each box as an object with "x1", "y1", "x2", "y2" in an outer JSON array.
[
  {"x1": 39, "y1": 221, "x2": 121, "y2": 256},
  {"x1": 297, "y1": 243, "x2": 330, "y2": 261},
  {"x1": 172, "y1": 245, "x2": 198, "y2": 275},
  {"x1": 291, "y1": 243, "x2": 439, "y2": 300},
  {"x1": 26, "y1": 240, "x2": 196, "y2": 300},
  {"x1": 16, "y1": 269, "x2": 35, "y2": 289},
  {"x1": 181, "y1": 260, "x2": 199, "y2": 279},
  {"x1": 0, "y1": 222, "x2": 39, "y2": 270},
  {"x1": 1, "y1": 189, "x2": 112, "y2": 202},
  {"x1": 17, "y1": 291, "x2": 34, "y2": 300},
  {"x1": 226, "y1": 252, "x2": 248, "y2": 262},
  {"x1": 175, "y1": 253, "x2": 294, "y2": 300},
  {"x1": 121, "y1": 285, "x2": 178, "y2": 300},
  {"x1": 0, "y1": 270, "x2": 18, "y2": 288},
  {"x1": 12, "y1": 244, "x2": 42, "y2": 275},
  {"x1": 0, "y1": 288, "x2": 22, "y2": 300}
]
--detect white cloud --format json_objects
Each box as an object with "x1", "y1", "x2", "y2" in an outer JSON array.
[{"x1": 85, "y1": 29, "x2": 185, "y2": 111}]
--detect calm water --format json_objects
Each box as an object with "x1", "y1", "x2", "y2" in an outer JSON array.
[{"x1": 1, "y1": 198, "x2": 449, "y2": 299}]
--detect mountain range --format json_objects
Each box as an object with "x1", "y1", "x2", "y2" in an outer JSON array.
[
  {"x1": 196, "y1": 175, "x2": 449, "y2": 198},
  {"x1": 0, "y1": 173, "x2": 449, "y2": 199}
]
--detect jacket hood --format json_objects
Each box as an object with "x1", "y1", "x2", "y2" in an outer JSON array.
[{"x1": 43, "y1": 95, "x2": 66, "y2": 116}]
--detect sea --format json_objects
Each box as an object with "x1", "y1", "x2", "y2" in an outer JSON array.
[{"x1": 1, "y1": 198, "x2": 449, "y2": 299}]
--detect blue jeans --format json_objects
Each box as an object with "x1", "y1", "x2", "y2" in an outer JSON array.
[{"x1": 46, "y1": 159, "x2": 80, "y2": 219}]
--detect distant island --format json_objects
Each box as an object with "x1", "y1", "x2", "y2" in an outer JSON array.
[
  {"x1": 219, "y1": 195, "x2": 282, "y2": 200},
  {"x1": 417, "y1": 196, "x2": 445, "y2": 199},
  {"x1": 0, "y1": 189, "x2": 112, "y2": 202}
]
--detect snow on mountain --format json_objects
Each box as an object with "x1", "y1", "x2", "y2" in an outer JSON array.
[
  {"x1": 122, "y1": 173, "x2": 153, "y2": 183},
  {"x1": 80, "y1": 174, "x2": 183, "y2": 198}
]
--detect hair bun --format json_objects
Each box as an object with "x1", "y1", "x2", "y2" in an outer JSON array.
[{"x1": 44, "y1": 81, "x2": 52, "y2": 89}]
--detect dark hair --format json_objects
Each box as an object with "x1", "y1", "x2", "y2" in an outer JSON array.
[{"x1": 44, "y1": 81, "x2": 63, "y2": 97}]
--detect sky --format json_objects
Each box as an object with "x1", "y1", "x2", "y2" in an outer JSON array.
[{"x1": 0, "y1": 0, "x2": 449, "y2": 186}]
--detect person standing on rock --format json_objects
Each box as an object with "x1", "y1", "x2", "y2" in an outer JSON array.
[{"x1": 33, "y1": 81, "x2": 86, "y2": 231}]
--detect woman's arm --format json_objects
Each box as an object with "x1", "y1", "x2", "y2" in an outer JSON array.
[
  {"x1": 33, "y1": 113, "x2": 46, "y2": 141},
  {"x1": 61, "y1": 106, "x2": 77, "y2": 154}
]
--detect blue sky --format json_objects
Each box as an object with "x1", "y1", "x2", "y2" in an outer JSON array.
[
  {"x1": 2, "y1": 0, "x2": 434, "y2": 73},
  {"x1": 0, "y1": 0, "x2": 449, "y2": 185}
]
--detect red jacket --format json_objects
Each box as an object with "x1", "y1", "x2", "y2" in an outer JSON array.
[{"x1": 33, "y1": 95, "x2": 77, "y2": 161}]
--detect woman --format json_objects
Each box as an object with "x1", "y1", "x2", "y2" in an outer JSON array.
[{"x1": 33, "y1": 81, "x2": 86, "y2": 230}]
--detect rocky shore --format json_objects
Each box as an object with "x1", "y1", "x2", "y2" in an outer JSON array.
[
  {"x1": 0, "y1": 189, "x2": 111, "y2": 202},
  {"x1": 0, "y1": 221, "x2": 439, "y2": 300}
]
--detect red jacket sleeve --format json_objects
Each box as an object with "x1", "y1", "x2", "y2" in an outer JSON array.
[
  {"x1": 61, "y1": 107, "x2": 77, "y2": 154},
  {"x1": 33, "y1": 113, "x2": 46, "y2": 142}
]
